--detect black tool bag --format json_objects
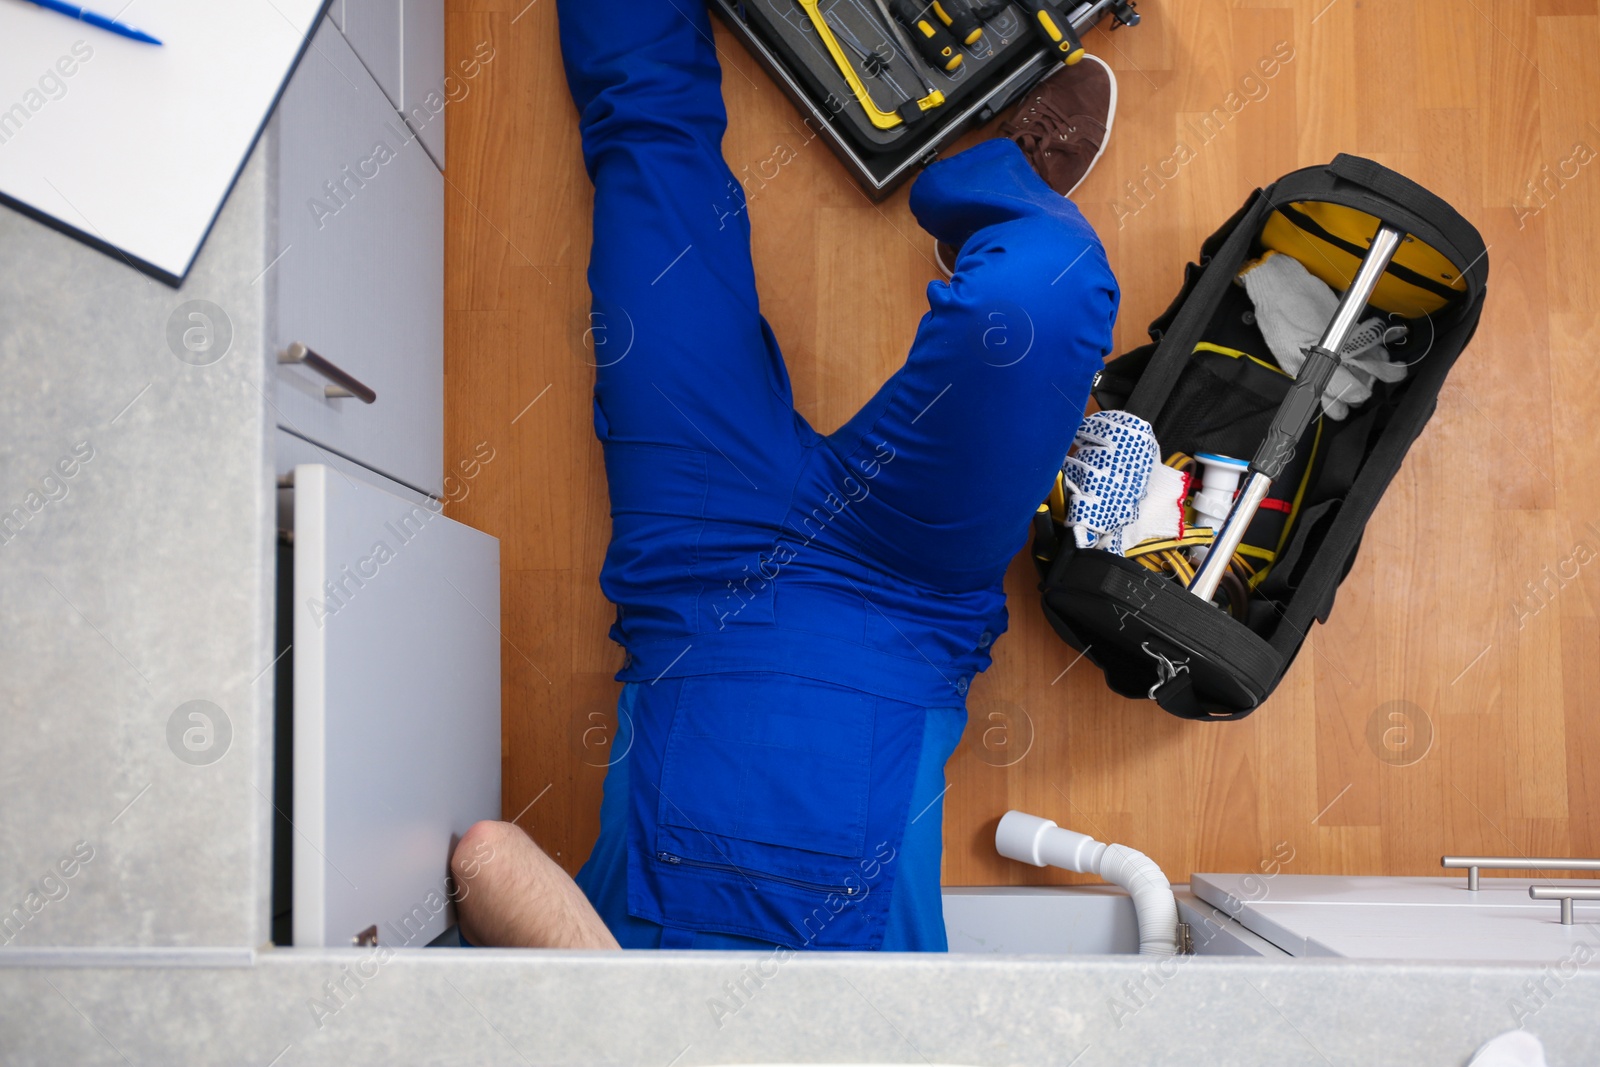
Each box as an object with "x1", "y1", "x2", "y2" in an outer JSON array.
[{"x1": 1035, "y1": 155, "x2": 1488, "y2": 720}]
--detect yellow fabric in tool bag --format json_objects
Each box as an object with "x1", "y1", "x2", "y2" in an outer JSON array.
[{"x1": 1259, "y1": 201, "x2": 1467, "y2": 316}]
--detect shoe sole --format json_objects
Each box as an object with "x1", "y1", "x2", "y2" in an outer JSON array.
[
  {"x1": 934, "y1": 52, "x2": 1120, "y2": 278},
  {"x1": 1064, "y1": 52, "x2": 1117, "y2": 198}
]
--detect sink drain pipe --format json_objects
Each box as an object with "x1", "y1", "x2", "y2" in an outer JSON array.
[{"x1": 995, "y1": 810, "x2": 1179, "y2": 956}]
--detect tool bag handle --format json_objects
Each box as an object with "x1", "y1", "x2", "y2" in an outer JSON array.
[{"x1": 1325, "y1": 154, "x2": 1486, "y2": 267}]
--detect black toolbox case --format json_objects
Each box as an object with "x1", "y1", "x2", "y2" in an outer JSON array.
[
  {"x1": 711, "y1": 0, "x2": 1138, "y2": 198},
  {"x1": 1036, "y1": 155, "x2": 1489, "y2": 720}
]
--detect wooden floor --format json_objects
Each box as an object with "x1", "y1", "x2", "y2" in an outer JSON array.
[{"x1": 444, "y1": 0, "x2": 1600, "y2": 886}]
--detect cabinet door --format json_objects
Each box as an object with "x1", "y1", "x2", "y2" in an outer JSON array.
[
  {"x1": 292, "y1": 464, "x2": 500, "y2": 948},
  {"x1": 272, "y1": 16, "x2": 443, "y2": 496}
]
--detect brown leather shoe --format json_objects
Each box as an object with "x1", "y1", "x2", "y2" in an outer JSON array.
[
  {"x1": 935, "y1": 53, "x2": 1117, "y2": 276},
  {"x1": 999, "y1": 51, "x2": 1116, "y2": 197}
]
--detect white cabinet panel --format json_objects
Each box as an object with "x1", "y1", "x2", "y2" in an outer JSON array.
[
  {"x1": 339, "y1": 0, "x2": 402, "y2": 111},
  {"x1": 292, "y1": 464, "x2": 500, "y2": 948},
  {"x1": 942, "y1": 886, "x2": 1140, "y2": 954},
  {"x1": 272, "y1": 16, "x2": 444, "y2": 496},
  {"x1": 1194, "y1": 873, "x2": 1600, "y2": 962},
  {"x1": 401, "y1": 0, "x2": 446, "y2": 168}
]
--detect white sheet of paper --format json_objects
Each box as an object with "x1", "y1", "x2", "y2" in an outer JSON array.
[{"x1": 0, "y1": 0, "x2": 326, "y2": 283}]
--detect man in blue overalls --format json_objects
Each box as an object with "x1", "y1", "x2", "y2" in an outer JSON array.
[{"x1": 452, "y1": 0, "x2": 1118, "y2": 952}]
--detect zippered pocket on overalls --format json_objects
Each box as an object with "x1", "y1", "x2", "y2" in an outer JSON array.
[{"x1": 655, "y1": 851, "x2": 860, "y2": 897}]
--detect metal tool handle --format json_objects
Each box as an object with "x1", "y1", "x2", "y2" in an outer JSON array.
[
  {"x1": 1443, "y1": 855, "x2": 1600, "y2": 891},
  {"x1": 279, "y1": 341, "x2": 378, "y2": 404},
  {"x1": 1529, "y1": 886, "x2": 1600, "y2": 926},
  {"x1": 1187, "y1": 222, "x2": 1406, "y2": 602}
]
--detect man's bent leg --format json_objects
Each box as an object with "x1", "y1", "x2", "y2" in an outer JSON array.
[
  {"x1": 451, "y1": 821, "x2": 620, "y2": 950},
  {"x1": 824, "y1": 138, "x2": 1120, "y2": 588}
]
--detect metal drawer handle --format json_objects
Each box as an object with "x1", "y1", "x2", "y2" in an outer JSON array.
[
  {"x1": 1443, "y1": 856, "x2": 1600, "y2": 891},
  {"x1": 279, "y1": 342, "x2": 377, "y2": 404},
  {"x1": 1529, "y1": 886, "x2": 1600, "y2": 926}
]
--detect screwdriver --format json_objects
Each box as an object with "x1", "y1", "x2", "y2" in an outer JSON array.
[
  {"x1": 886, "y1": 0, "x2": 963, "y2": 73},
  {"x1": 931, "y1": 0, "x2": 983, "y2": 46},
  {"x1": 1020, "y1": 0, "x2": 1086, "y2": 65},
  {"x1": 862, "y1": 0, "x2": 945, "y2": 102}
]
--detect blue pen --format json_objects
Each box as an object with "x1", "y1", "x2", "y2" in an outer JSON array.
[{"x1": 17, "y1": 0, "x2": 163, "y2": 44}]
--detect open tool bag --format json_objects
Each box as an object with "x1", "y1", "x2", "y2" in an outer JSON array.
[{"x1": 1034, "y1": 154, "x2": 1489, "y2": 720}]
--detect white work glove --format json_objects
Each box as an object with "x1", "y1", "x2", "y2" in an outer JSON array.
[
  {"x1": 1062, "y1": 410, "x2": 1159, "y2": 554},
  {"x1": 1238, "y1": 251, "x2": 1409, "y2": 420},
  {"x1": 1116, "y1": 460, "x2": 1189, "y2": 551}
]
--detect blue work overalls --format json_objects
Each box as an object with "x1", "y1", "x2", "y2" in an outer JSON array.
[{"x1": 557, "y1": 0, "x2": 1118, "y2": 951}]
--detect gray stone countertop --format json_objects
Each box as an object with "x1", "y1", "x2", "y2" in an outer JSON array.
[{"x1": 1, "y1": 948, "x2": 1597, "y2": 1065}]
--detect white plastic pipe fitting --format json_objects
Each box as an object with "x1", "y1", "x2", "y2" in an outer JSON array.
[
  {"x1": 1190, "y1": 452, "x2": 1250, "y2": 532},
  {"x1": 995, "y1": 810, "x2": 1179, "y2": 957}
]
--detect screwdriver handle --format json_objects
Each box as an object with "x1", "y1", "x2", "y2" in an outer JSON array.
[
  {"x1": 890, "y1": 0, "x2": 964, "y2": 73},
  {"x1": 932, "y1": 0, "x2": 983, "y2": 45},
  {"x1": 1021, "y1": 0, "x2": 1085, "y2": 65}
]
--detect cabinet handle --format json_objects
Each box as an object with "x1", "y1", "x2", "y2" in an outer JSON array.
[
  {"x1": 1529, "y1": 886, "x2": 1600, "y2": 926},
  {"x1": 279, "y1": 342, "x2": 377, "y2": 404},
  {"x1": 1442, "y1": 856, "x2": 1600, "y2": 891}
]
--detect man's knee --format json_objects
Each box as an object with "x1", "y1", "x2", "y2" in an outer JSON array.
[
  {"x1": 944, "y1": 217, "x2": 1118, "y2": 375},
  {"x1": 953, "y1": 216, "x2": 1111, "y2": 306},
  {"x1": 452, "y1": 819, "x2": 520, "y2": 893}
]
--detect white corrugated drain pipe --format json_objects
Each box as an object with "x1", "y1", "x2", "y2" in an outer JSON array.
[{"x1": 995, "y1": 810, "x2": 1179, "y2": 957}]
